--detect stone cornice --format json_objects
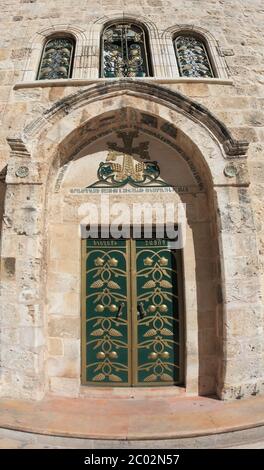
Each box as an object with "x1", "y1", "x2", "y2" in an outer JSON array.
[{"x1": 6, "y1": 138, "x2": 31, "y2": 158}]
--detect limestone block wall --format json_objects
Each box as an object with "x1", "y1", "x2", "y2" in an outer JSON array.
[{"x1": 0, "y1": 0, "x2": 263, "y2": 400}]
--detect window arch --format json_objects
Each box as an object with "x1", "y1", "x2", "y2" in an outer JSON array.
[
  {"x1": 37, "y1": 36, "x2": 75, "y2": 80},
  {"x1": 101, "y1": 22, "x2": 152, "y2": 78},
  {"x1": 174, "y1": 34, "x2": 215, "y2": 78}
]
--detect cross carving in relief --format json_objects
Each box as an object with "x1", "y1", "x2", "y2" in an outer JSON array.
[{"x1": 107, "y1": 130, "x2": 150, "y2": 160}]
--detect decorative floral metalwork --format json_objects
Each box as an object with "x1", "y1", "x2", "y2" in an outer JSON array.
[
  {"x1": 102, "y1": 23, "x2": 150, "y2": 78},
  {"x1": 37, "y1": 37, "x2": 74, "y2": 80},
  {"x1": 174, "y1": 35, "x2": 214, "y2": 78},
  {"x1": 85, "y1": 242, "x2": 129, "y2": 384},
  {"x1": 84, "y1": 239, "x2": 181, "y2": 386},
  {"x1": 87, "y1": 130, "x2": 169, "y2": 188},
  {"x1": 135, "y1": 243, "x2": 180, "y2": 384},
  {"x1": 89, "y1": 152, "x2": 169, "y2": 188}
]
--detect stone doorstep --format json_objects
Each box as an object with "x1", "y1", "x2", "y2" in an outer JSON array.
[
  {"x1": 0, "y1": 394, "x2": 264, "y2": 440},
  {"x1": 1, "y1": 426, "x2": 264, "y2": 449},
  {"x1": 79, "y1": 385, "x2": 187, "y2": 399}
]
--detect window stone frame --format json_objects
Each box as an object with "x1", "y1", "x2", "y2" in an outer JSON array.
[
  {"x1": 100, "y1": 20, "x2": 153, "y2": 79},
  {"x1": 162, "y1": 25, "x2": 229, "y2": 79},
  {"x1": 37, "y1": 35, "x2": 76, "y2": 81},
  {"x1": 22, "y1": 25, "x2": 87, "y2": 82}
]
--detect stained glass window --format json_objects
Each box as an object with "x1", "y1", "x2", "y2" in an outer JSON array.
[
  {"x1": 102, "y1": 23, "x2": 151, "y2": 78},
  {"x1": 174, "y1": 35, "x2": 214, "y2": 78},
  {"x1": 37, "y1": 37, "x2": 75, "y2": 80}
]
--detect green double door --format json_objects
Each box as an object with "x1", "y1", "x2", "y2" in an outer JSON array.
[{"x1": 82, "y1": 238, "x2": 183, "y2": 386}]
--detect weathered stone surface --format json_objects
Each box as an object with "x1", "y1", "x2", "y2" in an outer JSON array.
[
  {"x1": 0, "y1": 0, "x2": 263, "y2": 404},
  {"x1": 49, "y1": 377, "x2": 80, "y2": 397},
  {"x1": 48, "y1": 338, "x2": 64, "y2": 356},
  {"x1": 48, "y1": 317, "x2": 80, "y2": 339}
]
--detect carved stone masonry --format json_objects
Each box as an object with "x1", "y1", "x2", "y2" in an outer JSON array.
[
  {"x1": 107, "y1": 130, "x2": 150, "y2": 160},
  {"x1": 7, "y1": 137, "x2": 31, "y2": 159}
]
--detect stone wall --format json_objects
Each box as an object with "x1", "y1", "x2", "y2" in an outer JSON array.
[{"x1": 0, "y1": 0, "x2": 263, "y2": 400}]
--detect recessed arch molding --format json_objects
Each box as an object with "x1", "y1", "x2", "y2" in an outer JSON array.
[{"x1": 20, "y1": 80, "x2": 248, "y2": 158}]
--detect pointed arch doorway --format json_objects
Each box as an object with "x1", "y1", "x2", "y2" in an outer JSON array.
[
  {"x1": 43, "y1": 104, "x2": 222, "y2": 397},
  {"x1": 52, "y1": 108, "x2": 220, "y2": 396}
]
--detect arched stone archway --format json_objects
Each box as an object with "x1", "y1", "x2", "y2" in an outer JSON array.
[
  {"x1": 45, "y1": 112, "x2": 219, "y2": 397},
  {"x1": 1, "y1": 81, "x2": 261, "y2": 401}
]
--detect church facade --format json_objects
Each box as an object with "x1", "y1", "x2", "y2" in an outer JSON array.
[{"x1": 0, "y1": 0, "x2": 263, "y2": 402}]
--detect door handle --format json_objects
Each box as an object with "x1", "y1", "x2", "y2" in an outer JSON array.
[
  {"x1": 137, "y1": 302, "x2": 146, "y2": 319},
  {"x1": 116, "y1": 302, "x2": 124, "y2": 318}
]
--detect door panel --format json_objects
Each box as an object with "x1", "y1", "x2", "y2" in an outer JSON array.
[
  {"x1": 133, "y1": 239, "x2": 181, "y2": 385},
  {"x1": 83, "y1": 239, "x2": 131, "y2": 385},
  {"x1": 82, "y1": 238, "x2": 182, "y2": 387}
]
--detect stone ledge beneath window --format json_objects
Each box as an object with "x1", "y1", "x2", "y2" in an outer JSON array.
[{"x1": 14, "y1": 76, "x2": 233, "y2": 90}]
